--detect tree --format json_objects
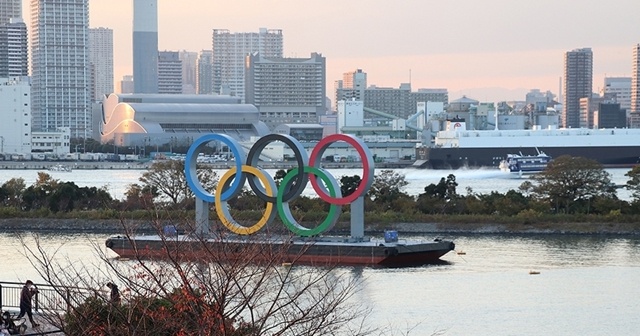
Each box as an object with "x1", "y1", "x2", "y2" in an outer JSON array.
[
  {"x1": 139, "y1": 160, "x2": 218, "y2": 206},
  {"x1": 417, "y1": 174, "x2": 460, "y2": 214},
  {"x1": 20, "y1": 220, "x2": 373, "y2": 336},
  {"x1": 340, "y1": 175, "x2": 361, "y2": 197},
  {"x1": 421, "y1": 174, "x2": 458, "y2": 201},
  {"x1": 625, "y1": 165, "x2": 640, "y2": 201},
  {"x1": 22, "y1": 172, "x2": 59, "y2": 211},
  {"x1": 531, "y1": 155, "x2": 616, "y2": 213},
  {"x1": 1, "y1": 177, "x2": 26, "y2": 207},
  {"x1": 123, "y1": 183, "x2": 158, "y2": 210},
  {"x1": 367, "y1": 170, "x2": 409, "y2": 203}
]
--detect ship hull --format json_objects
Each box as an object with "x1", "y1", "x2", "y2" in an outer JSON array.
[
  {"x1": 105, "y1": 235, "x2": 455, "y2": 268},
  {"x1": 426, "y1": 146, "x2": 640, "y2": 169}
]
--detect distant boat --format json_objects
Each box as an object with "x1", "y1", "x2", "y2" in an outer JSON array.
[
  {"x1": 48, "y1": 164, "x2": 72, "y2": 172},
  {"x1": 499, "y1": 149, "x2": 551, "y2": 177}
]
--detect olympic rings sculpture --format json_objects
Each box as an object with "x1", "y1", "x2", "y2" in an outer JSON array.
[{"x1": 185, "y1": 133, "x2": 375, "y2": 237}]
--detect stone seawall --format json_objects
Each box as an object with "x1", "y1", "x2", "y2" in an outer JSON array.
[
  {"x1": 0, "y1": 218, "x2": 152, "y2": 233},
  {"x1": 1, "y1": 218, "x2": 639, "y2": 236}
]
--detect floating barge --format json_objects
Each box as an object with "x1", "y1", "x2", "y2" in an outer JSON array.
[{"x1": 105, "y1": 232, "x2": 455, "y2": 268}]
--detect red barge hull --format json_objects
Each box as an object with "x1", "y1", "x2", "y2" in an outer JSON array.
[{"x1": 105, "y1": 235, "x2": 455, "y2": 268}]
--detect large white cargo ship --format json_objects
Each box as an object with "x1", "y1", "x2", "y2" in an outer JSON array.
[{"x1": 424, "y1": 119, "x2": 640, "y2": 169}]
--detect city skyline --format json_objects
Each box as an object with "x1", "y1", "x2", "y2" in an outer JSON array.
[{"x1": 22, "y1": 0, "x2": 640, "y2": 102}]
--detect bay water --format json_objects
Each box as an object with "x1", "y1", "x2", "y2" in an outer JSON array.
[
  {"x1": 0, "y1": 167, "x2": 638, "y2": 334},
  {"x1": 2, "y1": 232, "x2": 639, "y2": 335}
]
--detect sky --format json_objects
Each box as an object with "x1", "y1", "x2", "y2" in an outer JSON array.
[{"x1": 25, "y1": 0, "x2": 640, "y2": 102}]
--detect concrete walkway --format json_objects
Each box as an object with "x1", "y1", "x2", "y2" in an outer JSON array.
[{"x1": 4, "y1": 311, "x2": 64, "y2": 336}]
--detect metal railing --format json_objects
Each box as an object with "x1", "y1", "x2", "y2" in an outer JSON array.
[{"x1": 0, "y1": 281, "x2": 97, "y2": 314}]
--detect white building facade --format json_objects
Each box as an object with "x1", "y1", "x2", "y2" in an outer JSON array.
[
  {"x1": 89, "y1": 27, "x2": 114, "y2": 102},
  {"x1": 30, "y1": 0, "x2": 90, "y2": 139},
  {"x1": 0, "y1": 76, "x2": 31, "y2": 155},
  {"x1": 212, "y1": 28, "x2": 283, "y2": 100},
  {"x1": 244, "y1": 52, "x2": 325, "y2": 128}
]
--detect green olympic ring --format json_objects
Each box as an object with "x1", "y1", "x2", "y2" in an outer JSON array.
[{"x1": 277, "y1": 166, "x2": 342, "y2": 236}]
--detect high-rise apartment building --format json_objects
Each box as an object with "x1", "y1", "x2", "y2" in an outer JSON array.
[
  {"x1": 133, "y1": 0, "x2": 158, "y2": 93},
  {"x1": 0, "y1": 18, "x2": 27, "y2": 77},
  {"x1": 602, "y1": 77, "x2": 631, "y2": 113},
  {"x1": 212, "y1": 28, "x2": 283, "y2": 100},
  {"x1": 342, "y1": 69, "x2": 367, "y2": 100},
  {"x1": 31, "y1": 0, "x2": 90, "y2": 138},
  {"x1": 245, "y1": 52, "x2": 325, "y2": 128},
  {"x1": 196, "y1": 50, "x2": 213, "y2": 94},
  {"x1": 563, "y1": 48, "x2": 593, "y2": 128},
  {"x1": 179, "y1": 50, "x2": 197, "y2": 94},
  {"x1": 632, "y1": 44, "x2": 640, "y2": 115},
  {"x1": 0, "y1": 0, "x2": 21, "y2": 25},
  {"x1": 89, "y1": 27, "x2": 114, "y2": 101},
  {"x1": 158, "y1": 51, "x2": 182, "y2": 94},
  {"x1": 335, "y1": 69, "x2": 367, "y2": 108}
]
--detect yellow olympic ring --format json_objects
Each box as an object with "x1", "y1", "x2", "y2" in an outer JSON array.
[{"x1": 215, "y1": 165, "x2": 276, "y2": 235}]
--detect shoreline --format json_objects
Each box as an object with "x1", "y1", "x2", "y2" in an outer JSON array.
[{"x1": 1, "y1": 218, "x2": 639, "y2": 236}]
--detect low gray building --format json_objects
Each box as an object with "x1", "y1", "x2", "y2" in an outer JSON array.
[{"x1": 100, "y1": 93, "x2": 269, "y2": 147}]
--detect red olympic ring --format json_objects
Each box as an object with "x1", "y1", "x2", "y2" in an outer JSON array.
[{"x1": 308, "y1": 134, "x2": 374, "y2": 205}]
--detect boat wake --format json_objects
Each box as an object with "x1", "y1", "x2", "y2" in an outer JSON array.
[{"x1": 404, "y1": 168, "x2": 508, "y2": 180}]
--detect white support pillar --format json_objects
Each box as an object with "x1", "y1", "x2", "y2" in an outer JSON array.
[
  {"x1": 195, "y1": 198, "x2": 209, "y2": 236},
  {"x1": 350, "y1": 196, "x2": 365, "y2": 240}
]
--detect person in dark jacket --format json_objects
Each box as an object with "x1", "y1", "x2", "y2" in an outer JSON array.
[
  {"x1": 16, "y1": 280, "x2": 39, "y2": 328},
  {"x1": 106, "y1": 282, "x2": 121, "y2": 304}
]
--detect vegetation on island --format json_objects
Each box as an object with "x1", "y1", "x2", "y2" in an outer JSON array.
[{"x1": 2, "y1": 155, "x2": 640, "y2": 230}]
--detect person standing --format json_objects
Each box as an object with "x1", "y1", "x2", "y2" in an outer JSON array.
[
  {"x1": 106, "y1": 282, "x2": 121, "y2": 304},
  {"x1": 17, "y1": 280, "x2": 39, "y2": 328}
]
